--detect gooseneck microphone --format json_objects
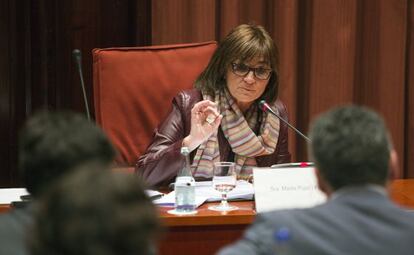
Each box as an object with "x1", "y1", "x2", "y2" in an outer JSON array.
[
  {"x1": 259, "y1": 100, "x2": 311, "y2": 143},
  {"x1": 72, "y1": 49, "x2": 91, "y2": 121}
]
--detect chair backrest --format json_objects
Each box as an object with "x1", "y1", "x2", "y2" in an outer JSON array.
[{"x1": 93, "y1": 41, "x2": 217, "y2": 166}]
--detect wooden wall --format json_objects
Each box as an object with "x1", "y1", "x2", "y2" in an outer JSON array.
[
  {"x1": 0, "y1": 0, "x2": 151, "y2": 186},
  {"x1": 1, "y1": 0, "x2": 413, "y2": 187}
]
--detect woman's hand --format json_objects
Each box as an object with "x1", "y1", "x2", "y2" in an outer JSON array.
[{"x1": 182, "y1": 100, "x2": 223, "y2": 151}]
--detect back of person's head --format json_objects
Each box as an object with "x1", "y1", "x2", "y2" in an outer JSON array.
[
  {"x1": 19, "y1": 110, "x2": 116, "y2": 197},
  {"x1": 309, "y1": 105, "x2": 391, "y2": 190},
  {"x1": 30, "y1": 166, "x2": 160, "y2": 255},
  {"x1": 195, "y1": 23, "x2": 279, "y2": 103}
]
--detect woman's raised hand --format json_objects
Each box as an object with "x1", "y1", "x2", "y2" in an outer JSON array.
[{"x1": 182, "y1": 100, "x2": 223, "y2": 151}]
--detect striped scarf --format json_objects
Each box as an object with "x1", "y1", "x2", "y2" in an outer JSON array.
[{"x1": 192, "y1": 88, "x2": 280, "y2": 179}]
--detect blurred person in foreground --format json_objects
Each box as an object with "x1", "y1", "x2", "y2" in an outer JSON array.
[
  {"x1": 137, "y1": 24, "x2": 291, "y2": 187},
  {"x1": 218, "y1": 105, "x2": 414, "y2": 255},
  {"x1": 0, "y1": 111, "x2": 116, "y2": 255},
  {"x1": 30, "y1": 167, "x2": 160, "y2": 255}
]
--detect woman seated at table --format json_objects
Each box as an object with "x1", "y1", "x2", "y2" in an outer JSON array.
[{"x1": 136, "y1": 24, "x2": 291, "y2": 187}]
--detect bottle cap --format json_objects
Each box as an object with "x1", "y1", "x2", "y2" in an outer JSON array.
[{"x1": 274, "y1": 227, "x2": 291, "y2": 242}]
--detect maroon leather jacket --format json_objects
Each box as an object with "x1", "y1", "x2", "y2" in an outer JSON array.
[{"x1": 136, "y1": 89, "x2": 291, "y2": 187}]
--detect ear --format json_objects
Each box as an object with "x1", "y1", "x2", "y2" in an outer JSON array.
[
  {"x1": 388, "y1": 149, "x2": 399, "y2": 181},
  {"x1": 315, "y1": 167, "x2": 333, "y2": 197}
]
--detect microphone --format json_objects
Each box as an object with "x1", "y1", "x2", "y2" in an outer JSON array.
[
  {"x1": 259, "y1": 100, "x2": 310, "y2": 143},
  {"x1": 72, "y1": 49, "x2": 91, "y2": 121}
]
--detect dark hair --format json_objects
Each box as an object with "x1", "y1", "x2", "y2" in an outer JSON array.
[
  {"x1": 18, "y1": 111, "x2": 116, "y2": 197},
  {"x1": 30, "y1": 167, "x2": 160, "y2": 255},
  {"x1": 309, "y1": 105, "x2": 391, "y2": 190},
  {"x1": 195, "y1": 24, "x2": 279, "y2": 103}
]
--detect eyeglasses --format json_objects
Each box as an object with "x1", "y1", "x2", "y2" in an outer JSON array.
[{"x1": 231, "y1": 63, "x2": 272, "y2": 80}]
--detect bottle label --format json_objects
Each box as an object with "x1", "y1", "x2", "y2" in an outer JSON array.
[{"x1": 175, "y1": 177, "x2": 196, "y2": 212}]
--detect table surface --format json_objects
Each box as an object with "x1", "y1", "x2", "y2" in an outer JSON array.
[
  {"x1": 388, "y1": 179, "x2": 414, "y2": 208},
  {"x1": 158, "y1": 200, "x2": 256, "y2": 226},
  {"x1": 157, "y1": 179, "x2": 414, "y2": 227},
  {"x1": 2, "y1": 179, "x2": 414, "y2": 218}
]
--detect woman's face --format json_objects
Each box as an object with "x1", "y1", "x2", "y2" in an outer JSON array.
[{"x1": 225, "y1": 57, "x2": 270, "y2": 112}]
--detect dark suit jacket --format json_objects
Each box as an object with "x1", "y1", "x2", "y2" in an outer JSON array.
[
  {"x1": 137, "y1": 89, "x2": 291, "y2": 187},
  {"x1": 218, "y1": 186, "x2": 414, "y2": 255},
  {"x1": 0, "y1": 204, "x2": 33, "y2": 255}
]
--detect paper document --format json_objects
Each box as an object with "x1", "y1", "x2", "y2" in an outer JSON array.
[
  {"x1": 0, "y1": 188, "x2": 29, "y2": 204},
  {"x1": 145, "y1": 190, "x2": 164, "y2": 200},
  {"x1": 153, "y1": 180, "x2": 254, "y2": 208}
]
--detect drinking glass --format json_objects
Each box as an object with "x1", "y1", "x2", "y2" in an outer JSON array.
[{"x1": 208, "y1": 162, "x2": 238, "y2": 212}]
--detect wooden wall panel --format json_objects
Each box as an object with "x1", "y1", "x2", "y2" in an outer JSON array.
[
  {"x1": 0, "y1": 1, "x2": 32, "y2": 186},
  {"x1": 307, "y1": 0, "x2": 357, "y2": 112},
  {"x1": 355, "y1": 0, "x2": 407, "y2": 177},
  {"x1": 0, "y1": 0, "x2": 151, "y2": 187},
  {"x1": 271, "y1": 0, "x2": 301, "y2": 161},
  {"x1": 135, "y1": 0, "x2": 152, "y2": 45},
  {"x1": 406, "y1": 0, "x2": 414, "y2": 178},
  {"x1": 0, "y1": 0, "x2": 11, "y2": 186},
  {"x1": 218, "y1": 0, "x2": 268, "y2": 38},
  {"x1": 297, "y1": 0, "x2": 358, "y2": 160},
  {"x1": 152, "y1": 0, "x2": 217, "y2": 44}
]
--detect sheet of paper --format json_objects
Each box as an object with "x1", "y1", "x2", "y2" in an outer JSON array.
[
  {"x1": 253, "y1": 167, "x2": 327, "y2": 213},
  {"x1": 153, "y1": 180, "x2": 254, "y2": 207},
  {"x1": 145, "y1": 190, "x2": 164, "y2": 200},
  {"x1": 0, "y1": 188, "x2": 29, "y2": 204}
]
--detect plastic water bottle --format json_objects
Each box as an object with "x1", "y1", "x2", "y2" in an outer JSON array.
[
  {"x1": 174, "y1": 147, "x2": 196, "y2": 213},
  {"x1": 273, "y1": 227, "x2": 291, "y2": 254}
]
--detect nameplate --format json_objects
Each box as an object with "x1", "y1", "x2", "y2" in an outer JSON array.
[{"x1": 253, "y1": 167, "x2": 327, "y2": 213}]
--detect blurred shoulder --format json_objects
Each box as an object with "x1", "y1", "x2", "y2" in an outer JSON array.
[
  {"x1": 0, "y1": 206, "x2": 33, "y2": 249},
  {"x1": 258, "y1": 206, "x2": 321, "y2": 229},
  {"x1": 260, "y1": 208, "x2": 297, "y2": 223}
]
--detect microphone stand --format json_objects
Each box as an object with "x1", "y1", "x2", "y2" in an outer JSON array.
[
  {"x1": 259, "y1": 100, "x2": 311, "y2": 143},
  {"x1": 72, "y1": 49, "x2": 91, "y2": 121}
]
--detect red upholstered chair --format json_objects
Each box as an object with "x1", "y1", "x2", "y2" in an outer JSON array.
[{"x1": 92, "y1": 41, "x2": 217, "y2": 168}]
